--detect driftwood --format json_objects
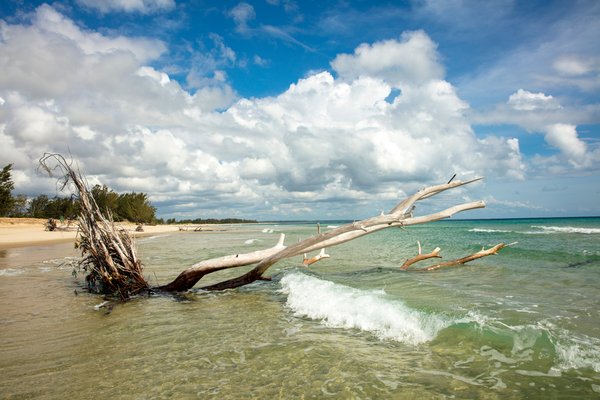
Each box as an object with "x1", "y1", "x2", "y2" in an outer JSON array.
[
  {"x1": 40, "y1": 154, "x2": 148, "y2": 299},
  {"x1": 160, "y1": 178, "x2": 486, "y2": 292},
  {"x1": 400, "y1": 241, "x2": 441, "y2": 270},
  {"x1": 40, "y1": 153, "x2": 499, "y2": 297},
  {"x1": 400, "y1": 242, "x2": 510, "y2": 271}
]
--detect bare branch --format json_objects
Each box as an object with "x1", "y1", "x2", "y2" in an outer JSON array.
[
  {"x1": 423, "y1": 243, "x2": 506, "y2": 271},
  {"x1": 303, "y1": 248, "x2": 330, "y2": 266},
  {"x1": 400, "y1": 242, "x2": 441, "y2": 270},
  {"x1": 189, "y1": 180, "x2": 485, "y2": 292}
]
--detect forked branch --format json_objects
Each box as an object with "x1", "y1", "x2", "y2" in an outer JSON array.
[
  {"x1": 400, "y1": 242, "x2": 512, "y2": 271},
  {"x1": 400, "y1": 241, "x2": 441, "y2": 270},
  {"x1": 171, "y1": 178, "x2": 485, "y2": 292}
]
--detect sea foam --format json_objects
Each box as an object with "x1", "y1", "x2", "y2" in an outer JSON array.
[
  {"x1": 469, "y1": 228, "x2": 512, "y2": 233},
  {"x1": 531, "y1": 225, "x2": 600, "y2": 234},
  {"x1": 0, "y1": 268, "x2": 25, "y2": 276},
  {"x1": 279, "y1": 272, "x2": 449, "y2": 345}
]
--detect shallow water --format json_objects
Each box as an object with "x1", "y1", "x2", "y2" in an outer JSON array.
[{"x1": 1, "y1": 219, "x2": 599, "y2": 399}]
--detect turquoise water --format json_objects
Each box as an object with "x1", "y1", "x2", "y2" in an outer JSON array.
[{"x1": 1, "y1": 218, "x2": 599, "y2": 398}]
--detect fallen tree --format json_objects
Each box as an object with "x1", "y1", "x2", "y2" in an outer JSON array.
[{"x1": 41, "y1": 153, "x2": 504, "y2": 298}]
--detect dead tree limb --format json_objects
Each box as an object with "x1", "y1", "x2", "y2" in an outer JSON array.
[
  {"x1": 39, "y1": 153, "x2": 148, "y2": 299},
  {"x1": 400, "y1": 241, "x2": 441, "y2": 270},
  {"x1": 42, "y1": 152, "x2": 492, "y2": 295},
  {"x1": 164, "y1": 178, "x2": 485, "y2": 292},
  {"x1": 400, "y1": 242, "x2": 511, "y2": 271},
  {"x1": 303, "y1": 248, "x2": 330, "y2": 266},
  {"x1": 423, "y1": 243, "x2": 507, "y2": 271}
]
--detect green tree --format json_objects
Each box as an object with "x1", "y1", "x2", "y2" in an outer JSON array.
[
  {"x1": 45, "y1": 196, "x2": 79, "y2": 219},
  {"x1": 91, "y1": 184, "x2": 120, "y2": 219},
  {"x1": 116, "y1": 192, "x2": 156, "y2": 223},
  {"x1": 29, "y1": 195, "x2": 50, "y2": 218},
  {"x1": 9, "y1": 194, "x2": 28, "y2": 217},
  {"x1": 0, "y1": 164, "x2": 15, "y2": 216}
]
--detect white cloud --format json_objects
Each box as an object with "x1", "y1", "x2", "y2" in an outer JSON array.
[
  {"x1": 331, "y1": 30, "x2": 444, "y2": 87},
  {"x1": 544, "y1": 124, "x2": 587, "y2": 163},
  {"x1": 507, "y1": 89, "x2": 562, "y2": 111},
  {"x1": 229, "y1": 2, "x2": 256, "y2": 33},
  {"x1": 553, "y1": 56, "x2": 595, "y2": 76},
  {"x1": 33, "y1": 4, "x2": 166, "y2": 61},
  {"x1": 76, "y1": 0, "x2": 175, "y2": 14},
  {"x1": 0, "y1": 6, "x2": 528, "y2": 218}
]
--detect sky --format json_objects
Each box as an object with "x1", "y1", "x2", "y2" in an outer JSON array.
[{"x1": 0, "y1": 0, "x2": 599, "y2": 220}]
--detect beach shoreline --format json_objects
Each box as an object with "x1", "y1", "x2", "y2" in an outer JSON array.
[{"x1": 0, "y1": 217, "x2": 182, "y2": 250}]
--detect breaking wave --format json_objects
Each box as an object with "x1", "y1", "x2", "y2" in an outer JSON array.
[
  {"x1": 469, "y1": 225, "x2": 600, "y2": 235},
  {"x1": 279, "y1": 272, "x2": 450, "y2": 345},
  {"x1": 531, "y1": 225, "x2": 600, "y2": 234}
]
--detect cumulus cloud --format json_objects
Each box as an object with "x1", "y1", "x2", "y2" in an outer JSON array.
[
  {"x1": 0, "y1": 6, "x2": 527, "y2": 219},
  {"x1": 507, "y1": 89, "x2": 562, "y2": 111},
  {"x1": 473, "y1": 87, "x2": 600, "y2": 175},
  {"x1": 76, "y1": 0, "x2": 175, "y2": 14},
  {"x1": 544, "y1": 124, "x2": 587, "y2": 163},
  {"x1": 331, "y1": 30, "x2": 444, "y2": 86}
]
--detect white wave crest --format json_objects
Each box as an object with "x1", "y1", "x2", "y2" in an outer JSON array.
[
  {"x1": 244, "y1": 238, "x2": 259, "y2": 244},
  {"x1": 469, "y1": 228, "x2": 511, "y2": 233},
  {"x1": 279, "y1": 272, "x2": 449, "y2": 345},
  {"x1": 541, "y1": 321, "x2": 600, "y2": 372},
  {"x1": 532, "y1": 225, "x2": 600, "y2": 234},
  {"x1": 262, "y1": 228, "x2": 274, "y2": 233}
]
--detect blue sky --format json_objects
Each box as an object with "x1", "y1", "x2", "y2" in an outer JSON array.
[{"x1": 0, "y1": 0, "x2": 599, "y2": 220}]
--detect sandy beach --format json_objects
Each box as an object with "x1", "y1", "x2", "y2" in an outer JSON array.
[{"x1": 0, "y1": 218, "x2": 182, "y2": 249}]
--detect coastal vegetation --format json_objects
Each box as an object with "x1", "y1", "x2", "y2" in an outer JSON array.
[
  {"x1": 39, "y1": 154, "x2": 507, "y2": 299},
  {"x1": 165, "y1": 217, "x2": 258, "y2": 224},
  {"x1": 0, "y1": 164, "x2": 15, "y2": 216},
  {"x1": 1, "y1": 163, "x2": 255, "y2": 225},
  {"x1": 1, "y1": 162, "x2": 156, "y2": 223}
]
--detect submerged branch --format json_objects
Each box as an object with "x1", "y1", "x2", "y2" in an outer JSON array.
[{"x1": 400, "y1": 242, "x2": 511, "y2": 271}]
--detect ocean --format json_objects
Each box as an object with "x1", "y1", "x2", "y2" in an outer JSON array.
[{"x1": 1, "y1": 217, "x2": 599, "y2": 398}]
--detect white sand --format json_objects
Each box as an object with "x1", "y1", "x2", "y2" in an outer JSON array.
[{"x1": 0, "y1": 218, "x2": 181, "y2": 249}]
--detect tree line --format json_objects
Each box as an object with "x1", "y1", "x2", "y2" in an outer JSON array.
[
  {"x1": 1, "y1": 163, "x2": 257, "y2": 224},
  {"x1": 165, "y1": 217, "x2": 257, "y2": 225},
  {"x1": 0, "y1": 164, "x2": 156, "y2": 223}
]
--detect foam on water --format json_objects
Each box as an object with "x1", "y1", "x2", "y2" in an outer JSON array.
[
  {"x1": 531, "y1": 225, "x2": 600, "y2": 234},
  {"x1": 540, "y1": 321, "x2": 600, "y2": 372},
  {"x1": 0, "y1": 268, "x2": 25, "y2": 276},
  {"x1": 279, "y1": 272, "x2": 450, "y2": 345}
]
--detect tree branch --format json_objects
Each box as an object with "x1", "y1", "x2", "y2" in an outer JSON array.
[
  {"x1": 179, "y1": 179, "x2": 486, "y2": 292},
  {"x1": 423, "y1": 243, "x2": 507, "y2": 271},
  {"x1": 400, "y1": 241, "x2": 441, "y2": 270}
]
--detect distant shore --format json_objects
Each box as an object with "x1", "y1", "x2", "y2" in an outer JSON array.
[{"x1": 0, "y1": 218, "x2": 182, "y2": 249}]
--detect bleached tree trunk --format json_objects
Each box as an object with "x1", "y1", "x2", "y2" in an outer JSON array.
[
  {"x1": 161, "y1": 178, "x2": 486, "y2": 292},
  {"x1": 41, "y1": 152, "x2": 493, "y2": 296}
]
